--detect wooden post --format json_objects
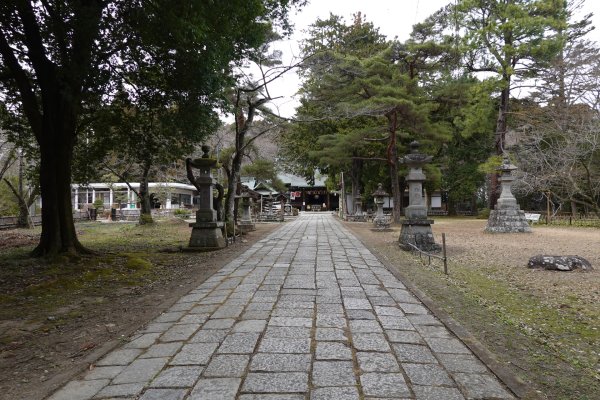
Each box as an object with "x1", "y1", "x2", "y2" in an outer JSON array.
[
  {"x1": 546, "y1": 191, "x2": 551, "y2": 225},
  {"x1": 442, "y1": 233, "x2": 448, "y2": 275}
]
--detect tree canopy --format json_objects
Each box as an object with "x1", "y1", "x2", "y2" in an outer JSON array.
[{"x1": 0, "y1": 0, "x2": 303, "y2": 256}]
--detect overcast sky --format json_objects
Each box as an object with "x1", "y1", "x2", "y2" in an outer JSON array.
[{"x1": 252, "y1": 0, "x2": 600, "y2": 118}]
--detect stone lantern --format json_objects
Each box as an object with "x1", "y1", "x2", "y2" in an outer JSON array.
[
  {"x1": 398, "y1": 141, "x2": 440, "y2": 251},
  {"x1": 186, "y1": 146, "x2": 226, "y2": 249},
  {"x1": 237, "y1": 189, "x2": 255, "y2": 233},
  {"x1": 485, "y1": 155, "x2": 531, "y2": 233},
  {"x1": 372, "y1": 183, "x2": 391, "y2": 230},
  {"x1": 354, "y1": 193, "x2": 363, "y2": 216}
]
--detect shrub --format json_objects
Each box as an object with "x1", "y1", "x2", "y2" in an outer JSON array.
[{"x1": 477, "y1": 208, "x2": 490, "y2": 219}]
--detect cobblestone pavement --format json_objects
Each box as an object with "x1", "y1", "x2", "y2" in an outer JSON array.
[{"x1": 48, "y1": 214, "x2": 515, "y2": 400}]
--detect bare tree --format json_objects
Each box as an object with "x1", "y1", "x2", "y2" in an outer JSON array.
[{"x1": 515, "y1": 104, "x2": 600, "y2": 217}]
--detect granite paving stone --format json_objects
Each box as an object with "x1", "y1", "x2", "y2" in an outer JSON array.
[
  {"x1": 315, "y1": 327, "x2": 347, "y2": 341},
  {"x1": 48, "y1": 214, "x2": 516, "y2": 400},
  {"x1": 189, "y1": 377, "x2": 241, "y2": 399},
  {"x1": 202, "y1": 318, "x2": 236, "y2": 330},
  {"x1": 369, "y1": 296, "x2": 397, "y2": 306},
  {"x1": 272, "y1": 308, "x2": 314, "y2": 318},
  {"x1": 413, "y1": 385, "x2": 466, "y2": 400},
  {"x1": 268, "y1": 317, "x2": 312, "y2": 327},
  {"x1": 149, "y1": 366, "x2": 204, "y2": 388},
  {"x1": 403, "y1": 363, "x2": 454, "y2": 386},
  {"x1": 241, "y1": 310, "x2": 271, "y2": 319},
  {"x1": 393, "y1": 343, "x2": 438, "y2": 363},
  {"x1": 453, "y1": 373, "x2": 515, "y2": 399},
  {"x1": 242, "y1": 372, "x2": 309, "y2": 393},
  {"x1": 352, "y1": 332, "x2": 392, "y2": 352},
  {"x1": 153, "y1": 311, "x2": 185, "y2": 323},
  {"x1": 138, "y1": 388, "x2": 187, "y2": 400},
  {"x1": 437, "y1": 353, "x2": 489, "y2": 373},
  {"x1": 217, "y1": 333, "x2": 260, "y2": 354},
  {"x1": 348, "y1": 319, "x2": 383, "y2": 333},
  {"x1": 203, "y1": 354, "x2": 249, "y2": 377},
  {"x1": 259, "y1": 337, "x2": 311, "y2": 353},
  {"x1": 316, "y1": 314, "x2": 347, "y2": 328},
  {"x1": 48, "y1": 379, "x2": 110, "y2": 400},
  {"x1": 140, "y1": 322, "x2": 173, "y2": 333},
  {"x1": 424, "y1": 337, "x2": 472, "y2": 354},
  {"x1": 124, "y1": 333, "x2": 161, "y2": 349},
  {"x1": 93, "y1": 383, "x2": 144, "y2": 398},
  {"x1": 310, "y1": 386, "x2": 360, "y2": 400},
  {"x1": 239, "y1": 395, "x2": 304, "y2": 400},
  {"x1": 386, "y1": 329, "x2": 422, "y2": 344},
  {"x1": 140, "y1": 342, "x2": 183, "y2": 359},
  {"x1": 315, "y1": 341, "x2": 353, "y2": 360},
  {"x1": 189, "y1": 329, "x2": 228, "y2": 343},
  {"x1": 170, "y1": 343, "x2": 218, "y2": 365},
  {"x1": 111, "y1": 358, "x2": 168, "y2": 384},
  {"x1": 83, "y1": 366, "x2": 125, "y2": 380},
  {"x1": 378, "y1": 315, "x2": 414, "y2": 330},
  {"x1": 96, "y1": 349, "x2": 143, "y2": 366},
  {"x1": 311, "y1": 361, "x2": 357, "y2": 386},
  {"x1": 159, "y1": 324, "x2": 201, "y2": 342},
  {"x1": 360, "y1": 373, "x2": 411, "y2": 398},
  {"x1": 264, "y1": 326, "x2": 311, "y2": 338},
  {"x1": 345, "y1": 309, "x2": 376, "y2": 320},
  {"x1": 232, "y1": 319, "x2": 267, "y2": 333},
  {"x1": 356, "y1": 352, "x2": 400, "y2": 372},
  {"x1": 177, "y1": 314, "x2": 209, "y2": 325},
  {"x1": 250, "y1": 353, "x2": 311, "y2": 372}
]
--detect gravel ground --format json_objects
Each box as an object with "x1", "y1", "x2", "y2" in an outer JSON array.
[{"x1": 431, "y1": 218, "x2": 600, "y2": 308}]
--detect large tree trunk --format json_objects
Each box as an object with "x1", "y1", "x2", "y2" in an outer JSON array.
[
  {"x1": 32, "y1": 116, "x2": 87, "y2": 256},
  {"x1": 350, "y1": 158, "x2": 362, "y2": 214},
  {"x1": 387, "y1": 112, "x2": 402, "y2": 224},
  {"x1": 138, "y1": 162, "x2": 154, "y2": 224},
  {"x1": 225, "y1": 153, "x2": 242, "y2": 223},
  {"x1": 1, "y1": 1, "x2": 104, "y2": 256}
]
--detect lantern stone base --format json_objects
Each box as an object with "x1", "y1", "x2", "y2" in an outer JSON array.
[
  {"x1": 237, "y1": 220, "x2": 256, "y2": 234},
  {"x1": 399, "y1": 219, "x2": 440, "y2": 252},
  {"x1": 188, "y1": 221, "x2": 226, "y2": 249},
  {"x1": 485, "y1": 208, "x2": 531, "y2": 233}
]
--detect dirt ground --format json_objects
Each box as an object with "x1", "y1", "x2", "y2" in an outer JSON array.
[
  {"x1": 434, "y1": 218, "x2": 600, "y2": 305},
  {"x1": 345, "y1": 218, "x2": 600, "y2": 400},
  {"x1": 0, "y1": 223, "x2": 277, "y2": 400}
]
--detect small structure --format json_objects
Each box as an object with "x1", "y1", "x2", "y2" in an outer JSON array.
[
  {"x1": 399, "y1": 141, "x2": 440, "y2": 252},
  {"x1": 485, "y1": 155, "x2": 531, "y2": 233},
  {"x1": 372, "y1": 183, "x2": 391, "y2": 230},
  {"x1": 186, "y1": 146, "x2": 225, "y2": 250}
]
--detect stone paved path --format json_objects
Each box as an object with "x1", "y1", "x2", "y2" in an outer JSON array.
[{"x1": 48, "y1": 214, "x2": 516, "y2": 400}]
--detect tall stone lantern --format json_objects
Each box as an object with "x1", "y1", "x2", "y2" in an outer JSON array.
[
  {"x1": 372, "y1": 183, "x2": 391, "y2": 230},
  {"x1": 186, "y1": 146, "x2": 226, "y2": 249},
  {"x1": 399, "y1": 141, "x2": 440, "y2": 251},
  {"x1": 485, "y1": 155, "x2": 531, "y2": 233}
]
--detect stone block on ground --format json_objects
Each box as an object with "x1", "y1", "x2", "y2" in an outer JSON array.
[{"x1": 527, "y1": 255, "x2": 592, "y2": 271}]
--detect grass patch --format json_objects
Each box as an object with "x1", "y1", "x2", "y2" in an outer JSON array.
[
  {"x1": 0, "y1": 219, "x2": 190, "y2": 321},
  {"x1": 388, "y1": 247, "x2": 599, "y2": 399}
]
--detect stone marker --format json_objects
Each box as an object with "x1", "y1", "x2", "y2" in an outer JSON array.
[{"x1": 527, "y1": 255, "x2": 592, "y2": 271}]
